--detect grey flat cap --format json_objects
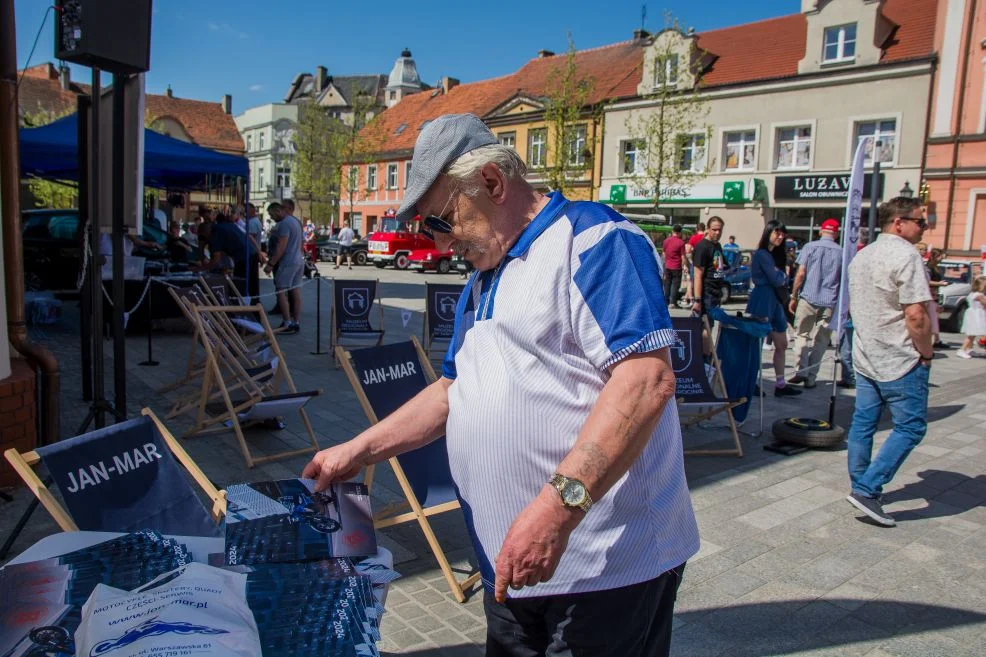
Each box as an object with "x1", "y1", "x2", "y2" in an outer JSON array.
[{"x1": 397, "y1": 113, "x2": 498, "y2": 222}]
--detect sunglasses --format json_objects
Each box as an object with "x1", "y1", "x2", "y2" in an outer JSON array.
[
  {"x1": 899, "y1": 216, "x2": 928, "y2": 229},
  {"x1": 422, "y1": 188, "x2": 459, "y2": 235}
]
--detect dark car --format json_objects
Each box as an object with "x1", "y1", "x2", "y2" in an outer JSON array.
[
  {"x1": 22, "y1": 209, "x2": 170, "y2": 292},
  {"x1": 317, "y1": 236, "x2": 368, "y2": 266},
  {"x1": 720, "y1": 250, "x2": 753, "y2": 303},
  {"x1": 451, "y1": 253, "x2": 473, "y2": 276}
]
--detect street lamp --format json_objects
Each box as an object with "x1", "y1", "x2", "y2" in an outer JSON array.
[{"x1": 899, "y1": 181, "x2": 914, "y2": 198}]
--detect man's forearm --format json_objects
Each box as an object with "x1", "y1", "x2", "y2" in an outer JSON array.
[
  {"x1": 791, "y1": 267, "x2": 806, "y2": 298},
  {"x1": 693, "y1": 269, "x2": 704, "y2": 300},
  {"x1": 904, "y1": 302, "x2": 933, "y2": 357},
  {"x1": 352, "y1": 377, "x2": 452, "y2": 464},
  {"x1": 555, "y1": 351, "x2": 676, "y2": 503},
  {"x1": 270, "y1": 241, "x2": 287, "y2": 266}
]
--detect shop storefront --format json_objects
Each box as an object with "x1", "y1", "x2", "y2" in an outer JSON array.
[{"x1": 771, "y1": 173, "x2": 884, "y2": 245}]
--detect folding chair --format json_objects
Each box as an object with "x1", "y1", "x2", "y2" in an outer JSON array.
[
  {"x1": 3, "y1": 408, "x2": 226, "y2": 536},
  {"x1": 671, "y1": 316, "x2": 745, "y2": 457},
  {"x1": 178, "y1": 303, "x2": 321, "y2": 468},
  {"x1": 331, "y1": 279, "x2": 385, "y2": 366},
  {"x1": 423, "y1": 282, "x2": 465, "y2": 364},
  {"x1": 712, "y1": 308, "x2": 772, "y2": 438},
  {"x1": 337, "y1": 337, "x2": 481, "y2": 603}
]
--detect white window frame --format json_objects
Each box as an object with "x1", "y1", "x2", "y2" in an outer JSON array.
[
  {"x1": 404, "y1": 161, "x2": 412, "y2": 189},
  {"x1": 846, "y1": 113, "x2": 902, "y2": 168},
  {"x1": 677, "y1": 133, "x2": 707, "y2": 173},
  {"x1": 366, "y1": 164, "x2": 377, "y2": 190},
  {"x1": 348, "y1": 167, "x2": 358, "y2": 192},
  {"x1": 246, "y1": 134, "x2": 252, "y2": 152},
  {"x1": 498, "y1": 131, "x2": 516, "y2": 148},
  {"x1": 620, "y1": 139, "x2": 645, "y2": 176},
  {"x1": 258, "y1": 166, "x2": 265, "y2": 189},
  {"x1": 567, "y1": 125, "x2": 587, "y2": 167},
  {"x1": 769, "y1": 120, "x2": 816, "y2": 171},
  {"x1": 822, "y1": 23, "x2": 857, "y2": 65},
  {"x1": 258, "y1": 131, "x2": 265, "y2": 150},
  {"x1": 386, "y1": 163, "x2": 399, "y2": 189},
  {"x1": 276, "y1": 164, "x2": 291, "y2": 188},
  {"x1": 720, "y1": 125, "x2": 760, "y2": 172},
  {"x1": 654, "y1": 54, "x2": 680, "y2": 88},
  {"x1": 528, "y1": 128, "x2": 547, "y2": 168}
]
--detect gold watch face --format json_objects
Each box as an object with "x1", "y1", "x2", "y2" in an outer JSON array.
[{"x1": 561, "y1": 480, "x2": 587, "y2": 507}]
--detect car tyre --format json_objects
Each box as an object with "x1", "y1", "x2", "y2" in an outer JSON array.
[
  {"x1": 354, "y1": 251, "x2": 367, "y2": 266},
  {"x1": 437, "y1": 259, "x2": 451, "y2": 274},
  {"x1": 395, "y1": 253, "x2": 410, "y2": 270},
  {"x1": 771, "y1": 418, "x2": 846, "y2": 448},
  {"x1": 374, "y1": 261, "x2": 386, "y2": 269}
]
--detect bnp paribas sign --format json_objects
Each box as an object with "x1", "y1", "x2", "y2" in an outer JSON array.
[
  {"x1": 608, "y1": 181, "x2": 749, "y2": 204},
  {"x1": 774, "y1": 173, "x2": 883, "y2": 201}
]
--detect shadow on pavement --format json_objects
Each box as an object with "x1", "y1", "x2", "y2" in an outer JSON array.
[{"x1": 881, "y1": 469, "x2": 986, "y2": 522}]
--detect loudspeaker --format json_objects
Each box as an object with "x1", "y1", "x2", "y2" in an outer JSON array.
[{"x1": 55, "y1": 0, "x2": 152, "y2": 74}]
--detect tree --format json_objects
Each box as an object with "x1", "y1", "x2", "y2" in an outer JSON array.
[
  {"x1": 340, "y1": 92, "x2": 383, "y2": 226},
  {"x1": 539, "y1": 36, "x2": 600, "y2": 196},
  {"x1": 293, "y1": 103, "x2": 341, "y2": 224},
  {"x1": 20, "y1": 107, "x2": 77, "y2": 209},
  {"x1": 624, "y1": 14, "x2": 712, "y2": 209}
]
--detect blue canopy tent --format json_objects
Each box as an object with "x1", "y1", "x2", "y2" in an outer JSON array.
[{"x1": 19, "y1": 113, "x2": 247, "y2": 190}]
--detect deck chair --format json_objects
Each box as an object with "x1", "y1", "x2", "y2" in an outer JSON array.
[
  {"x1": 331, "y1": 279, "x2": 385, "y2": 365},
  {"x1": 179, "y1": 302, "x2": 321, "y2": 468},
  {"x1": 671, "y1": 316, "x2": 745, "y2": 457},
  {"x1": 3, "y1": 408, "x2": 226, "y2": 536},
  {"x1": 423, "y1": 282, "x2": 465, "y2": 363},
  {"x1": 337, "y1": 337, "x2": 481, "y2": 603}
]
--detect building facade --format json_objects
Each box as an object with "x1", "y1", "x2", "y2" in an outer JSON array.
[
  {"x1": 923, "y1": 0, "x2": 986, "y2": 260},
  {"x1": 234, "y1": 103, "x2": 299, "y2": 209},
  {"x1": 600, "y1": 0, "x2": 937, "y2": 247}
]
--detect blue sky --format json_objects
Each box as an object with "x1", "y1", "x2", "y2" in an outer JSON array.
[{"x1": 16, "y1": 0, "x2": 795, "y2": 115}]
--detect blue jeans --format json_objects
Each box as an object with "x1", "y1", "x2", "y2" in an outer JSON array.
[{"x1": 847, "y1": 363, "x2": 929, "y2": 498}]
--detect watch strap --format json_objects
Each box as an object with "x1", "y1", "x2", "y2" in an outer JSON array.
[{"x1": 549, "y1": 473, "x2": 593, "y2": 513}]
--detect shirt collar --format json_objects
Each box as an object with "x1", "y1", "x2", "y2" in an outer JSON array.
[{"x1": 506, "y1": 192, "x2": 569, "y2": 258}]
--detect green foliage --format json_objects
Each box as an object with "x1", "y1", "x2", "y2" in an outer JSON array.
[
  {"x1": 293, "y1": 103, "x2": 343, "y2": 224},
  {"x1": 20, "y1": 106, "x2": 77, "y2": 209},
  {"x1": 540, "y1": 36, "x2": 600, "y2": 195}
]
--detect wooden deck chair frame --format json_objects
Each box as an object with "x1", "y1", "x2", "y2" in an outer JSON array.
[
  {"x1": 330, "y1": 279, "x2": 385, "y2": 367},
  {"x1": 3, "y1": 408, "x2": 227, "y2": 532},
  {"x1": 678, "y1": 316, "x2": 745, "y2": 458},
  {"x1": 182, "y1": 304, "x2": 321, "y2": 468},
  {"x1": 336, "y1": 336, "x2": 481, "y2": 603}
]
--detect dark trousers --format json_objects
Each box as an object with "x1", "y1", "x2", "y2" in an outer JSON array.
[
  {"x1": 663, "y1": 268, "x2": 682, "y2": 306},
  {"x1": 485, "y1": 564, "x2": 685, "y2": 657},
  {"x1": 233, "y1": 255, "x2": 260, "y2": 300}
]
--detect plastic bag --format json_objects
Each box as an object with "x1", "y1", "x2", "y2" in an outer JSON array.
[{"x1": 76, "y1": 562, "x2": 261, "y2": 657}]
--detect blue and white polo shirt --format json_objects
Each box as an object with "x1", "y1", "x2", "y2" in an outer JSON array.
[{"x1": 443, "y1": 192, "x2": 699, "y2": 598}]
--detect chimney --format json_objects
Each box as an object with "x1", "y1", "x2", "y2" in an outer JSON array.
[
  {"x1": 633, "y1": 29, "x2": 650, "y2": 41},
  {"x1": 58, "y1": 65, "x2": 70, "y2": 90},
  {"x1": 221, "y1": 94, "x2": 232, "y2": 114},
  {"x1": 440, "y1": 76, "x2": 460, "y2": 94},
  {"x1": 537, "y1": 49, "x2": 555, "y2": 58},
  {"x1": 165, "y1": 84, "x2": 173, "y2": 98},
  {"x1": 316, "y1": 65, "x2": 328, "y2": 92}
]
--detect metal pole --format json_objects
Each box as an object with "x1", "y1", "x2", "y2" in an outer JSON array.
[
  {"x1": 139, "y1": 280, "x2": 158, "y2": 366},
  {"x1": 311, "y1": 275, "x2": 326, "y2": 355},
  {"x1": 90, "y1": 67, "x2": 106, "y2": 427},
  {"x1": 111, "y1": 73, "x2": 128, "y2": 420},
  {"x1": 866, "y1": 141, "x2": 882, "y2": 240},
  {"x1": 78, "y1": 94, "x2": 93, "y2": 401}
]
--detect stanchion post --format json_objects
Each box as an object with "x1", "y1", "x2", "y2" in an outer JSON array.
[
  {"x1": 139, "y1": 278, "x2": 159, "y2": 366},
  {"x1": 311, "y1": 275, "x2": 327, "y2": 355}
]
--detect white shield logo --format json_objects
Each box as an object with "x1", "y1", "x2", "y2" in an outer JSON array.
[
  {"x1": 343, "y1": 288, "x2": 369, "y2": 316},
  {"x1": 670, "y1": 330, "x2": 691, "y2": 373},
  {"x1": 435, "y1": 292, "x2": 458, "y2": 322}
]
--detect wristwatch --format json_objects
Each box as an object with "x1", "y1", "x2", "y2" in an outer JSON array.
[{"x1": 548, "y1": 474, "x2": 593, "y2": 513}]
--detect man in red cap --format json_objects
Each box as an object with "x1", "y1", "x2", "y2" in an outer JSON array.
[{"x1": 788, "y1": 219, "x2": 843, "y2": 388}]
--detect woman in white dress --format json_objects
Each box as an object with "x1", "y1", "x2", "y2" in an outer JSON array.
[{"x1": 957, "y1": 276, "x2": 986, "y2": 358}]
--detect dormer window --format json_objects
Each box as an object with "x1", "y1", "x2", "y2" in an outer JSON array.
[
  {"x1": 655, "y1": 54, "x2": 680, "y2": 87},
  {"x1": 823, "y1": 23, "x2": 856, "y2": 64}
]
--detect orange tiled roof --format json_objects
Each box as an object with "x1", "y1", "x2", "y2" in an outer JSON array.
[
  {"x1": 881, "y1": 0, "x2": 937, "y2": 63},
  {"x1": 17, "y1": 63, "x2": 244, "y2": 154}
]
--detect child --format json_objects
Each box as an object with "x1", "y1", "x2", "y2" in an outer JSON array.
[{"x1": 957, "y1": 276, "x2": 986, "y2": 359}]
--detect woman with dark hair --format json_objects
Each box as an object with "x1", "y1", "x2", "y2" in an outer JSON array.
[{"x1": 747, "y1": 220, "x2": 801, "y2": 397}]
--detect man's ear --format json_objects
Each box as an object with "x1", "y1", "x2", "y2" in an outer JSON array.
[{"x1": 479, "y1": 162, "x2": 508, "y2": 206}]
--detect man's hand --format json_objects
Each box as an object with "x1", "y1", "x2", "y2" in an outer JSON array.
[
  {"x1": 493, "y1": 487, "x2": 581, "y2": 603},
  {"x1": 301, "y1": 441, "x2": 367, "y2": 492},
  {"x1": 691, "y1": 301, "x2": 702, "y2": 314},
  {"x1": 788, "y1": 298, "x2": 798, "y2": 314}
]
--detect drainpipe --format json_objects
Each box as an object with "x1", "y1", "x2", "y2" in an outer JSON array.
[
  {"x1": 0, "y1": 0, "x2": 61, "y2": 444},
  {"x1": 941, "y1": 0, "x2": 977, "y2": 252}
]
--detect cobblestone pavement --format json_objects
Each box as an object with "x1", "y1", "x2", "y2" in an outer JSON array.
[{"x1": 3, "y1": 265, "x2": 985, "y2": 656}]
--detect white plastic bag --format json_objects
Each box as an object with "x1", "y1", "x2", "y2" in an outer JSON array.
[{"x1": 76, "y1": 562, "x2": 261, "y2": 657}]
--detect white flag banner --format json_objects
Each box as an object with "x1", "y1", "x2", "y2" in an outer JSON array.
[{"x1": 831, "y1": 137, "x2": 869, "y2": 339}]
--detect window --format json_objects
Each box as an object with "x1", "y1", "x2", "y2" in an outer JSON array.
[
  {"x1": 678, "y1": 134, "x2": 707, "y2": 172},
  {"x1": 348, "y1": 168, "x2": 358, "y2": 192},
  {"x1": 528, "y1": 128, "x2": 547, "y2": 168},
  {"x1": 823, "y1": 23, "x2": 856, "y2": 63},
  {"x1": 655, "y1": 54, "x2": 680, "y2": 87},
  {"x1": 389, "y1": 91, "x2": 396, "y2": 100},
  {"x1": 387, "y1": 163, "x2": 398, "y2": 189},
  {"x1": 621, "y1": 140, "x2": 645, "y2": 175},
  {"x1": 775, "y1": 126, "x2": 812, "y2": 169},
  {"x1": 246, "y1": 135, "x2": 252, "y2": 152},
  {"x1": 258, "y1": 131, "x2": 265, "y2": 150},
  {"x1": 395, "y1": 123, "x2": 407, "y2": 135},
  {"x1": 276, "y1": 165, "x2": 291, "y2": 188},
  {"x1": 258, "y1": 166, "x2": 265, "y2": 189},
  {"x1": 855, "y1": 119, "x2": 897, "y2": 165},
  {"x1": 567, "y1": 125, "x2": 587, "y2": 166},
  {"x1": 722, "y1": 130, "x2": 757, "y2": 171},
  {"x1": 404, "y1": 161, "x2": 412, "y2": 188},
  {"x1": 366, "y1": 165, "x2": 377, "y2": 190},
  {"x1": 498, "y1": 132, "x2": 516, "y2": 149}
]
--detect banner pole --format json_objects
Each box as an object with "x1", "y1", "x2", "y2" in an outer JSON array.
[
  {"x1": 311, "y1": 275, "x2": 327, "y2": 355},
  {"x1": 139, "y1": 279, "x2": 159, "y2": 366}
]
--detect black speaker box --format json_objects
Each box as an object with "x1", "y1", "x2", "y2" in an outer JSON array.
[{"x1": 55, "y1": 0, "x2": 152, "y2": 74}]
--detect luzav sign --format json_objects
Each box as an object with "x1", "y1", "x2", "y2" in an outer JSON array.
[{"x1": 774, "y1": 173, "x2": 883, "y2": 200}]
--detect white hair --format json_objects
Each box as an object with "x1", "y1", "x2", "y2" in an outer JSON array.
[{"x1": 444, "y1": 144, "x2": 527, "y2": 197}]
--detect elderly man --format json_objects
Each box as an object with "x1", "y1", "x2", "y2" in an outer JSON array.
[
  {"x1": 788, "y1": 218, "x2": 843, "y2": 388},
  {"x1": 846, "y1": 197, "x2": 933, "y2": 527},
  {"x1": 302, "y1": 114, "x2": 697, "y2": 656}
]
